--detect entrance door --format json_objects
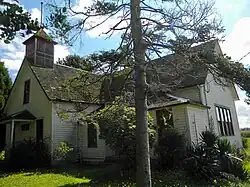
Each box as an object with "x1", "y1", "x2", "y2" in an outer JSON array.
[
  {"x1": 0, "y1": 124, "x2": 6, "y2": 151},
  {"x1": 36, "y1": 119, "x2": 43, "y2": 143}
]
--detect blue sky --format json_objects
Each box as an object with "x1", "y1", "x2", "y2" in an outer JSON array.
[{"x1": 1, "y1": 0, "x2": 250, "y2": 128}]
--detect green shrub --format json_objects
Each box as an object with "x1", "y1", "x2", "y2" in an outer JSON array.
[
  {"x1": 0, "y1": 150, "x2": 5, "y2": 161},
  {"x1": 242, "y1": 138, "x2": 248, "y2": 149},
  {"x1": 82, "y1": 103, "x2": 156, "y2": 176},
  {"x1": 241, "y1": 131, "x2": 250, "y2": 138},
  {"x1": 183, "y1": 130, "x2": 248, "y2": 182},
  {"x1": 230, "y1": 157, "x2": 249, "y2": 180},
  {"x1": 6, "y1": 138, "x2": 51, "y2": 171},
  {"x1": 217, "y1": 138, "x2": 232, "y2": 154},
  {"x1": 183, "y1": 143, "x2": 220, "y2": 182},
  {"x1": 53, "y1": 141, "x2": 73, "y2": 161},
  {"x1": 200, "y1": 130, "x2": 218, "y2": 147},
  {"x1": 155, "y1": 127, "x2": 186, "y2": 169}
]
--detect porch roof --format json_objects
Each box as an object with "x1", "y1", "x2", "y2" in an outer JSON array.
[
  {"x1": 148, "y1": 94, "x2": 210, "y2": 110},
  {"x1": 0, "y1": 110, "x2": 36, "y2": 122}
]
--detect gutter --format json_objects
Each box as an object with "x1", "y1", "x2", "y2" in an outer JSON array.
[{"x1": 198, "y1": 84, "x2": 211, "y2": 131}]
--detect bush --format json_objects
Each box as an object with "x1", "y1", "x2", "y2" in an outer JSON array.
[
  {"x1": 183, "y1": 143, "x2": 220, "y2": 182},
  {"x1": 82, "y1": 103, "x2": 156, "y2": 175},
  {"x1": 200, "y1": 130, "x2": 218, "y2": 147},
  {"x1": 183, "y1": 130, "x2": 248, "y2": 182},
  {"x1": 6, "y1": 138, "x2": 51, "y2": 171},
  {"x1": 242, "y1": 138, "x2": 248, "y2": 149},
  {"x1": 0, "y1": 150, "x2": 5, "y2": 161},
  {"x1": 241, "y1": 131, "x2": 250, "y2": 138},
  {"x1": 53, "y1": 141, "x2": 73, "y2": 161},
  {"x1": 217, "y1": 138, "x2": 232, "y2": 154},
  {"x1": 155, "y1": 127, "x2": 186, "y2": 169}
]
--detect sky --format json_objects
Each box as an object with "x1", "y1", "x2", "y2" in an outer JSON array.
[{"x1": 1, "y1": 0, "x2": 250, "y2": 128}]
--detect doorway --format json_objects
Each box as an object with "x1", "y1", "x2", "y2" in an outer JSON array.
[
  {"x1": 0, "y1": 124, "x2": 6, "y2": 151},
  {"x1": 36, "y1": 119, "x2": 43, "y2": 143}
]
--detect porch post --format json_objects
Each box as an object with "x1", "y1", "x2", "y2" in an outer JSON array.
[{"x1": 10, "y1": 120, "x2": 14, "y2": 148}]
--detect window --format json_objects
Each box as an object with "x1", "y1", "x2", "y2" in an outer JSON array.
[
  {"x1": 156, "y1": 109, "x2": 173, "y2": 138},
  {"x1": 215, "y1": 106, "x2": 234, "y2": 136},
  {"x1": 87, "y1": 124, "x2": 97, "y2": 148},
  {"x1": 21, "y1": 124, "x2": 30, "y2": 131},
  {"x1": 23, "y1": 79, "x2": 30, "y2": 104}
]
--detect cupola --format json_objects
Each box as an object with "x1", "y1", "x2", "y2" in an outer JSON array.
[{"x1": 23, "y1": 28, "x2": 57, "y2": 68}]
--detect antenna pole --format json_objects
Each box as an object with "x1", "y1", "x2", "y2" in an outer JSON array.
[{"x1": 40, "y1": 1, "x2": 44, "y2": 27}]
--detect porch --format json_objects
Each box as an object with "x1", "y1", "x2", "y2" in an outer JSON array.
[
  {"x1": 148, "y1": 94, "x2": 211, "y2": 145},
  {"x1": 0, "y1": 110, "x2": 43, "y2": 150}
]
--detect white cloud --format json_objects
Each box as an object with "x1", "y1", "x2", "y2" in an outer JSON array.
[
  {"x1": 71, "y1": 0, "x2": 127, "y2": 38},
  {"x1": 30, "y1": 8, "x2": 41, "y2": 22},
  {"x1": 3, "y1": 0, "x2": 19, "y2": 5},
  {"x1": 220, "y1": 17, "x2": 250, "y2": 128},
  {"x1": 1, "y1": 7, "x2": 70, "y2": 75},
  {"x1": 54, "y1": 45, "x2": 70, "y2": 62}
]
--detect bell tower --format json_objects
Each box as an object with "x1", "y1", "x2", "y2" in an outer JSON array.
[{"x1": 23, "y1": 28, "x2": 57, "y2": 68}]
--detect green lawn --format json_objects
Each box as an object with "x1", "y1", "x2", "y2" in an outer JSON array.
[
  {"x1": 2, "y1": 138, "x2": 250, "y2": 187},
  {"x1": 243, "y1": 138, "x2": 250, "y2": 171},
  {"x1": 0, "y1": 172, "x2": 90, "y2": 187},
  {"x1": 1, "y1": 167, "x2": 250, "y2": 187}
]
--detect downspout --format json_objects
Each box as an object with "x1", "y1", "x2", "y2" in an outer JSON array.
[
  {"x1": 198, "y1": 84, "x2": 211, "y2": 131},
  {"x1": 193, "y1": 114, "x2": 199, "y2": 145},
  {"x1": 184, "y1": 106, "x2": 192, "y2": 146}
]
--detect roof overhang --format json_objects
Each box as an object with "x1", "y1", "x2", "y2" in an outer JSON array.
[
  {"x1": 0, "y1": 110, "x2": 36, "y2": 124},
  {"x1": 148, "y1": 94, "x2": 210, "y2": 110}
]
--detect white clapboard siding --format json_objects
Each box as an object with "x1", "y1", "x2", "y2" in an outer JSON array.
[
  {"x1": 202, "y1": 72, "x2": 242, "y2": 148},
  {"x1": 172, "y1": 105, "x2": 190, "y2": 142},
  {"x1": 78, "y1": 124, "x2": 106, "y2": 162},
  {"x1": 4, "y1": 60, "x2": 52, "y2": 150},
  {"x1": 51, "y1": 102, "x2": 103, "y2": 161},
  {"x1": 186, "y1": 106, "x2": 209, "y2": 144},
  {"x1": 172, "y1": 86, "x2": 201, "y2": 103}
]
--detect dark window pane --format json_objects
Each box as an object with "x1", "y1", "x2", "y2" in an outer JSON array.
[
  {"x1": 21, "y1": 124, "x2": 30, "y2": 131},
  {"x1": 88, "y1": 124, "x2": 97, "y2": 148},
  {"x1": 23, "y1": 79, "x2": 30, "y2": 104},
  {"x1": 222, "y1": 109, "x2": 229, "y2": 136}
]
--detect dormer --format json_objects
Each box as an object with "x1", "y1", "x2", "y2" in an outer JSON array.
[{"x1": 23, "y1": 28, "x2": 57, "y2": 68}]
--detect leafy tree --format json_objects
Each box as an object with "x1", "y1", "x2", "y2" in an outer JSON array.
[
  {"x1": 0, "y1": 62, "x2": 12, "y2": 114},
  {"x1": 47, "y1": 0, "x2": 250, "y2": 186},
  {"x1": 57, "y1": 50, "x2": 132, "y2": 74},
  {"x1": 0, "y1": 0, "x2": 40, "y2": 43},
  {"x1": 81, "y1": 103, "x2": 156, "y2": 173}
]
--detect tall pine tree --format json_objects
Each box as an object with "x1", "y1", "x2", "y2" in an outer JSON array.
[{"x1": 0, "y1": 62, "x2": 12, "y2": 114}]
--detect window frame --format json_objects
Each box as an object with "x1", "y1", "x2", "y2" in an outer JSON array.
[
  {"x1": 21, "y1": 124, "x2": 30, "y2": 131},
  {"x1": 23, "y1": 79, "x2": 30, "y2": 104},
  {"x1": 215, "y1": 105, "x2": 234, "y2": 136},
  {"x1": 87, "y1": 123, "x2": 97, "y2": 148}
]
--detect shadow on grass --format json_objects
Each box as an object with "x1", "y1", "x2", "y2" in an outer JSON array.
[
  {"x1": 52, "y1": 162, "x2": 134, "y2": 187},
  {"x1": 0, "y1": 161, "x2": 134, "y2": 186}
]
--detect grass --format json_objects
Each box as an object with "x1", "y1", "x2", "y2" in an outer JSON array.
[
  {"x1": 0, "y1": 172, "x2": 90, "y2": 187},
  {"x1": 0, "y1": 166, "x2": 250, "y2": 187},
  {"x1": 243, "y1": 138, "x2": 250, "y2": 171},
  {"x1": 2, "y1": 138, "x2": 250, "y2": 187}
]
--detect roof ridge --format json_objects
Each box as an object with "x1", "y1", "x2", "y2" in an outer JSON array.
[{"x1": 54, "y1": 63, "x2": 83, "y2": 71}]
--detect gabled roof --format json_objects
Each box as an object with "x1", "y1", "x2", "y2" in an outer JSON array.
[
  {"x1": 29, "y1": 60, "x2": 101, "y2": 103},
  {"x1": 149, "y1": 39, "x2": 219, "y2": 89},
  {"x1": 148, "y1": 94, "x2": 210, "y2": 110},
  {"x1": 20, "y1": 39, "x2": 223, "y2": 106},
  {"x1": 101, "y1": 40, "x2": 219, "y2": 104},
  {"x1": 23, "y1": 28, "x2": 57, "y2": 45},
  {"x1": 0, "y1": 110, "x2": 36, "y2": 121}
]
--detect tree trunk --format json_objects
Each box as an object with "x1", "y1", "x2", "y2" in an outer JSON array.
[{"x1": 130, "y1": 0, "x2": 151, "y2": 187}]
